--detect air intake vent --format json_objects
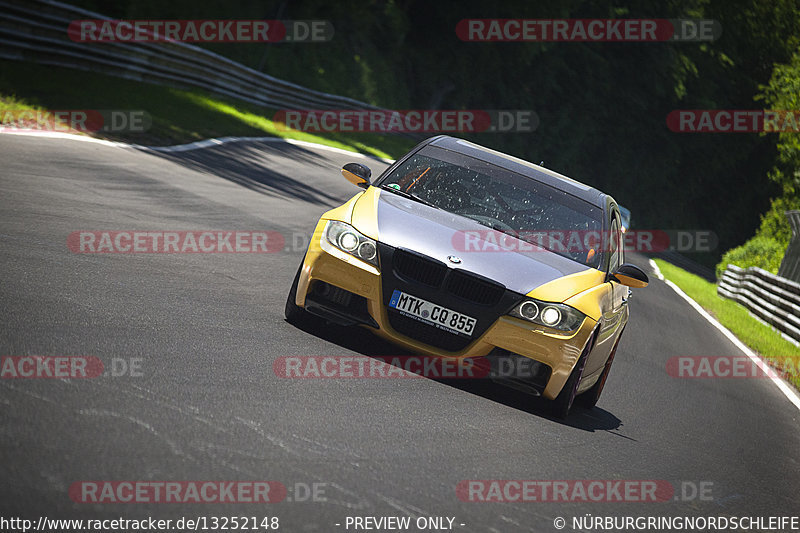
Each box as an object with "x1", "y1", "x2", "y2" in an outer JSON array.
[
  {"x1": 393, "y1": 249, "x2": 447, "y2": 287},
  {"x1": 445, "y1": 270, "x2": 505, "y2": 306}
]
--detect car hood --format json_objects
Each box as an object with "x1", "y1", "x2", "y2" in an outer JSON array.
[{"x1": 350, "y1": 188, "x2": 601, "y2": 299}]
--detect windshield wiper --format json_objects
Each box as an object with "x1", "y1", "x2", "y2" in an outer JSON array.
[{"x1": 379, "y1": 185, "x2": 438, "y2": 208}]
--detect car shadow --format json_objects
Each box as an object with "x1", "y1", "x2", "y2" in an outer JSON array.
[
  {"x1": 286, "y1": 319, "x2": 625, "y2": 433},
  {"x1": 437, "y1": 378, "x2": 626, "y2": 434},
  {"x1": 144, "y1": 141, "x2": 373, "y2": 207}
]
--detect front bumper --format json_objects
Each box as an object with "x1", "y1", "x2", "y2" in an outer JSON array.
[{"x1": 296, "y1": 223, "x2": 597, "y2": 400}]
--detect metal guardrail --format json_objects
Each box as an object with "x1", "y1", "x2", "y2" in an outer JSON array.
[
  {"x1": 718, "y1": 264, "x2": 800, "y2": 343},
  {"x1": 0, "y1": 0, "x2": 385, "y2": 115},
  {"x1": 651, "y1": 250, "x2": 716, "y2": 282},
  {"x1": 778, "y1": 210, "x2": 800, "y2": 283}
]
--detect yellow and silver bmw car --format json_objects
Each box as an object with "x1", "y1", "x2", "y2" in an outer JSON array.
[{"x1": 286, "y1": 136, "x2": 648, "y2": 417}]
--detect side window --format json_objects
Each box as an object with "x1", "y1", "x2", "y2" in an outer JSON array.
[{"x1": 608, "y1": 216, "x2": 620, "y2": 274}]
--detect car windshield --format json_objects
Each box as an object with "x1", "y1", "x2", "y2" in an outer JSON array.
[{"x1": 378, "y1": 149, "x2": 604, "y2": 268}]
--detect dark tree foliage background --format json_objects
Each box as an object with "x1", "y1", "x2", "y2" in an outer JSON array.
[{"x1": 72, "y1": 0, "x2": 800, "y2": 266}]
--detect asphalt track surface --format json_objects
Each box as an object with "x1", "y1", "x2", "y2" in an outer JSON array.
[{"x1": 1, "y1": 133, "x2": 798, "y2": 531}]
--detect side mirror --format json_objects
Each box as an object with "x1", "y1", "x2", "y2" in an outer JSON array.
[
  {"x1": 342, "y1": 163, "x2": 371, "y2": 189},
  {"x1": 610, "y1": 263, "x2": 649, "y2": 288}
]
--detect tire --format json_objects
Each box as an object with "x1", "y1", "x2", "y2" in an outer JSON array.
[
  {"x1": 577, "y1": 330, "x2": 624, "y2": 409},
  {"x1": 284, "y1": 261, "x2": 316, "y2": 326},
  {"x1": 550, "y1": 347, "x2": 589, "y2": 419}
]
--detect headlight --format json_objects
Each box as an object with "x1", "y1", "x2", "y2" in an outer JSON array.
[
  {"x1": 509, "y1": 298, "x2": 585, "y2": 331},
  {"x1": 325, "y1": 221, "x2": 379, "y2": 267}
]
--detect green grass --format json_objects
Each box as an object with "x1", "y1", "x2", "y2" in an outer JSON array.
[
  {"x1": 654, "y1": 259, "x2": 800, "y2": 389},
  {"x1": 0, "y1": 93, "x2": 67, "y2": 129},
  {"x1": 0, "y1": 60, "x2": 415, "y2": 160}
]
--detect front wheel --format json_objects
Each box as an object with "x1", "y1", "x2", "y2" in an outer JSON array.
[
  {"x1": 550, "y1": 348, "x2": 588, "y2": 419},
  {"x1": 285, "y1": 261, "x2": 317, "y2": 327},
  {"x1": 577, "y1": 330, "x2": 624, "y2": 409}
]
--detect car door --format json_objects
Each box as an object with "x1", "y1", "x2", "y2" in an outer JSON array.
[{"x1": 582, "y1": 209, "x2": 627, "y2": 379}]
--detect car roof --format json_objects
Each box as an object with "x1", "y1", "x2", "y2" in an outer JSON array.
[{"x1": 425, "y1": 135, "x2": 608, "y2": 209}]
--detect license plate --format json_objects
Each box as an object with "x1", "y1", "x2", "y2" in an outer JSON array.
[{"x1": 388, "y1": 290, "x2": 477, "y2": 337}]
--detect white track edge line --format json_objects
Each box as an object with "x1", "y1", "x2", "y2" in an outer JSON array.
[
  {"x1": 0, "y1": 129, "x2": 395, "y2": 163},
  {"x1": 649, "y1": 258, "x2": 800, "y2": 412}
]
